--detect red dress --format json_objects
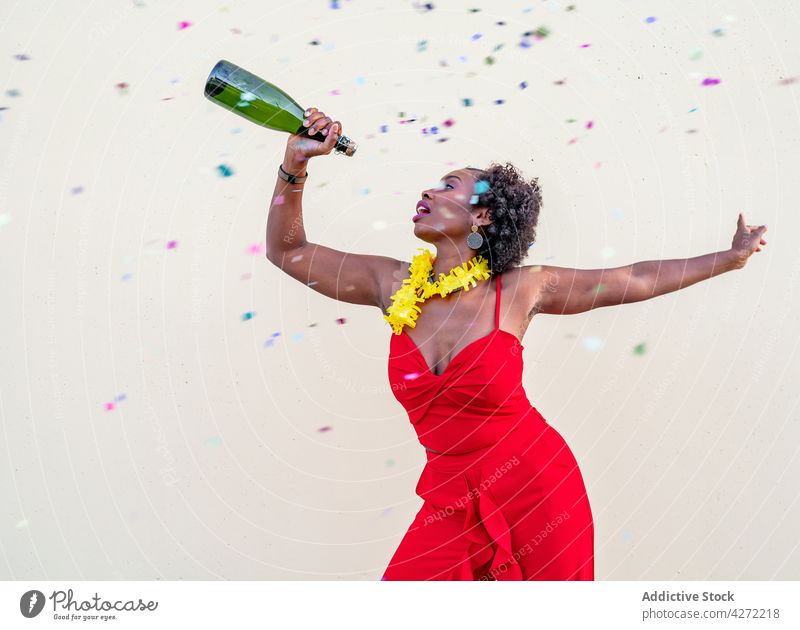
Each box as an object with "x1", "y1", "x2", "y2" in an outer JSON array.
[{"x1": 382, "y1": 272, "x2": 594, "y2": 580}]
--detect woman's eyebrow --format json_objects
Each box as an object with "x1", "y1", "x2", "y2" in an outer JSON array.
[{"x1": 443, "y1": 175, "x2": 462, "y2": 182}]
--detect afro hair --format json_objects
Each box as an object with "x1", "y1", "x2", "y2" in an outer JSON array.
[{"x1": 464, "y1": 162, "x2": 542, "y2": 275}]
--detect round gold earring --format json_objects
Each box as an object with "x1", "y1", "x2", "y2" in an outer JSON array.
[{"x1": 466, "y1": 224, "x2": 484, "y2": 249}]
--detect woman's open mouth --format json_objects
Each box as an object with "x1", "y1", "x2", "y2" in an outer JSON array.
[{"x1": 412, "y1": 201, "x2": 431, "y2": 222}]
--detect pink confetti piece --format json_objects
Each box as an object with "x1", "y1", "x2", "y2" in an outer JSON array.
[
  {"x1": 318, "y1": 426, "x2": 332, "y2": 432},
  {"x1": 701, "y1": 77, "x2": 721, "y2": 86},
  {"x1": 105, "y1": 402, "x2": 115, "y2": 411},
  {"x1": 178, "y1": 21, "x2": 192, "y2": 30},
  {"x1": 241, "y1": 272, "x2": 252, "y2": 280},
  {"x1": 166, "y1": 240, "x2": 178, "y2": 249},
  {"x1": 247, "y1": 243, "x2": 264, "y2": 255},
  {"x1": 330, "y1": 89, "x2": 340, "y2": 95},
  {"x1": 442, "y1": 118, "x2": 455, "y2": 127},
  {"x1": 580, "y1": 43, "x2": 591, "y2": 48},
  {"x1": 335, "y1": 317, "x2": 347, "y2": 325},
  {"x1": 586, "y1": 120, "x2": 594, "y2": 129}
]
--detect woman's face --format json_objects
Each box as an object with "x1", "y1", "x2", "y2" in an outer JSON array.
[{"x1": 413, "y1": 169, "x2": 486, "y2": 240}]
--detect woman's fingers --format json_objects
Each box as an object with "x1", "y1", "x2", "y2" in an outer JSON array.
[{"x1": 309, "y1": 116, "x2": 332, "y2": 135}]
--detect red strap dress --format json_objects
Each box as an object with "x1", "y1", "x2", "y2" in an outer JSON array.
[{"x1": 382, "y1": 272, "x2": 594, "y2": 580}]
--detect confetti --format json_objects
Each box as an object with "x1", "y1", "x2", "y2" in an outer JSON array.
[
  {"x1": 462, "y1": 98, "x2": 473, "y2": 106},
  {"x1": 71, "y1": 185, "x2": 84, "y2": 195},
  {"x1": 178, "y1": 21, "x2": 192, "y2": 30},
  {"x1": 13, "y1": 53, "x2": 30, "y2": 61},
  {"x1": 121, "y1": 272, "x2": 133, "y2": 281},
  {"x1": 582, "y1": 336, "x2": 605, "y2": 352},
  {"x1": 242, "y1": 311, "x2": 256, "y2": 321},
  {"x1": 318, "y1": 425, "x2": 332, "y2": 432},
  {"x1": 6, "y1": 89, "x2": 20, "y2": 97},
  {"x1": 519, "y1": 81, "x2": 528, "y2": 89},
  {"x1": 701, "y1": 77, "x2": 721, "y2": 86},
  {"x1": 217, "y1": 164, "x2": 234, "y2": 177},
  {"x1": 471, "y1": 33, "x2": 482, "y2": 41},
  {"x1": 166, "y1": 240, "x2": 178, "y2": 249},
  {"x1": 778, "y1": 76, "x2": 799, "y2": 85},
  {"x1": 206, "y1": 436, "x2": 223, "y2": 448},
  {"x1": 493, "y1": 99, "x2": 505, "y2": 105},
  {"x1": 335, "y1": 317, "x2": 347, "y2": 325},
  {"x1": 484, "y1": 56, "x2": 495, "y2": 65},
  {"x1": 105, "y1": 402, "x2": 115, "y2": 411},
  {"x1": 417, "y1": 40, "x2": 428, "y2": 52},
  {"x1": 645, "y1": 16, "x2": 657, "y2": 24},
  {"x1": 114, "y1": 393, "x2": 127, "y2": 402},
  {"x1": 241, "y1": 272, "x2": 252, "y2": 280},
  {"x1": 633, "y1": 342, "x2": 647, "y2": 355},
  {"x1": 247, "y1": 243, "x2": 264, "y2": 255},
  {"x1": 442, "y1": 118, "x2": 455, "y2": 127},
  {"x1": 473, "y1": 180, "x2": 490, "y2": 194},
  {"x1": 586, "y1": 120, "x2": 594, "y2": 129}
]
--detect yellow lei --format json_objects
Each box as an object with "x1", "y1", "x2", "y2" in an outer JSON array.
[{"x1": 383, "y1": 248, "x2": 493, "y2": 335}]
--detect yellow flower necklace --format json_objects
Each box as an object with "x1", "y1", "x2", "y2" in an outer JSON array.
[{"x1": 383, "y1": 247, "x2": 493, "y2": 335}]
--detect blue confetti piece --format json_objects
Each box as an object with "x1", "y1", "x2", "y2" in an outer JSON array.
[
  {"x1": 519, "y1": 81, "x2": 528, "y2": 89},
  {"x1": 471, "y1": 33, "x2": 482, "y2": 41},
  {"x1": 292, "y1": 332, "x2": 304, "y2": 342},
  {"x1": 473, "y1": 180, "x2": 490, "y2": 194},
  {"x1": 462, "y1": 98, "x2": 473, "y2": 107},
  {"x1": 242, "y1": 311, "x2": 256, "y2": 321},
  {"x1": 645, "y1": 16, "x2": 657, "y2": 24},
  {"x1": 469, "y1": 194, "x2": 479, "y2": 204},
  {"x1": 217, "y1": 164, "x2": 234, "y2": 177},
  {"x1": 206, "y1": 436, "x2": 223, "y2": 448},
  {"x1": 355, "y1": 76, "x2": 366, "y2": 85},
  {"x1": 379, "y1": 124, "x2": 388, "y2": 133}
]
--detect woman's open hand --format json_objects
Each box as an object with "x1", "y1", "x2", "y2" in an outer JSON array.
[
  {"x1": 285, "y1": 107, "x2": 343, "y2": 161},
  {"x1": 731, "y1": 211, "x2": 768, "y2": 268}
]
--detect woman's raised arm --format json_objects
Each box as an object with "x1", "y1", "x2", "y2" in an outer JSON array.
[{"x1": 265, "y1": 107, "x2": 403, "y2": 309}]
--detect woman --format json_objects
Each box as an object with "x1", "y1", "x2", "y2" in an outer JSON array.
[{"x1": 265, "y1": 107, "x2": 768, "y2": 581}]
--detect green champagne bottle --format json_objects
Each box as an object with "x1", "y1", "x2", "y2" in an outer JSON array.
[{"x1": 204, "y1": 59, "x2": 357, "y2": 156}]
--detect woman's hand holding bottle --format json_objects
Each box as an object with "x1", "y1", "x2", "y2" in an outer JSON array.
[{"x1": 284, "y1": 107, "x2": 343, "y2": 171}]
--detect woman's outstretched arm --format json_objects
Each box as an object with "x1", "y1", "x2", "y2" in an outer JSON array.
[{"x1": 522, "y1": 212, "x2": 768, "y2": 316}]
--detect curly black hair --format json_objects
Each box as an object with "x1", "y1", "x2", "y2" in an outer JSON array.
[{"x1": 464, "y1": 162, "x2": 542, "y2": 275}]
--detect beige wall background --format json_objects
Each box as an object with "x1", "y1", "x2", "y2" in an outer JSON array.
[{"x1": 1, "y1": 0, "x2": 798, "y2": 581}]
